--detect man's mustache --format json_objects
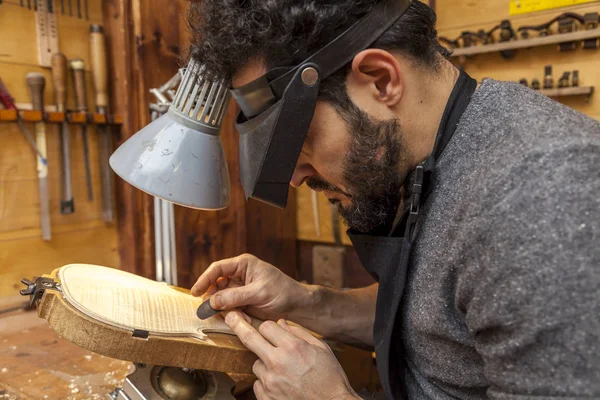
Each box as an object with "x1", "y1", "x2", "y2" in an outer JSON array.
[{"x1": 306, "y1": 178, "x2": 352, "y2": 198}]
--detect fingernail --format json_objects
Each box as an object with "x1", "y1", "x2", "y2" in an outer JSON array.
[
  {"x1": 225, "y1": 312, "x2": 237, "y2": 323},
  {"x1": 211, "y1": 294, "x2": 222, "y2": 310},
  {"x1": 277, "y1": 319, "x2": 287, "y2": 326}
]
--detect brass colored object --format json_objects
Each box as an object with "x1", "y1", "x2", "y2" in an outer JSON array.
[
  {"x1": 558, "y1": 72, "x2": 571, "y2": 88},
  {"x1": 572, "y1": 70, "x2": 580, "y2": 87},
  {"x1": 583, "y1": 12, "x2": 599, "y2": 49},
  {"x1": 558, "y1": 15, "x2": 578, "y2": 51},
  {"x1": 531, "y1": 79, "x2": 541, "y2": 90},
  {"x1": 543, "y1": 65, "x2": 554, "y2": 89}
]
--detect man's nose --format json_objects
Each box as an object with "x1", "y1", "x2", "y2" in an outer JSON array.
[{"x1": 290, "y1": 162, "x2": 317, "y2": 188}]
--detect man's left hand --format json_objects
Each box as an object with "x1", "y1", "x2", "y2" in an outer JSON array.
[{"x1": 224, "y1": 312, "x2": 359, "y2": 400}]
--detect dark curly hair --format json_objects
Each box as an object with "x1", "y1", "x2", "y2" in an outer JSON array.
[{"x1": 188, "y1": 0, "x2": 449, "y2": 110}]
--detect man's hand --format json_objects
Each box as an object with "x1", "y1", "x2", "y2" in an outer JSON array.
[
  {"x1": 225, "y1": 312, "x2": 359, "y2": 400},
  {"x1": 191, "y1": 254, "x2": 311, "y2": 321}
]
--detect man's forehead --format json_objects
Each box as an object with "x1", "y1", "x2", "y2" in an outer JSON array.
[{"x1": 231, "y1": 58, "x2": 268, "y2": 89}]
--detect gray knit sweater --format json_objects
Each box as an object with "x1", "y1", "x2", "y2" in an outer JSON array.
[{"x1": 400, "y1": 79, "x2": 600, "y2": 399}]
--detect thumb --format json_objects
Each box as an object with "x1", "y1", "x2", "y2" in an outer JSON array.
[{"x1": 210, "y1": 284, "x2": 260, "y2": 310}]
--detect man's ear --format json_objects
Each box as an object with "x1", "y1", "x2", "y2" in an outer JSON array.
[{"x1": 349, "y1": 49, "x2": 404, "y2": 107}]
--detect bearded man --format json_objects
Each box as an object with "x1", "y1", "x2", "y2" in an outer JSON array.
[{"x1": 188, "y1": 1, "x2": 600, "y2": 399}]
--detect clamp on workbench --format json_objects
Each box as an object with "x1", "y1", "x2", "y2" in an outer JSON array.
[{"x1": 19, "y1": 276, "x2": 61, "y2": 308}]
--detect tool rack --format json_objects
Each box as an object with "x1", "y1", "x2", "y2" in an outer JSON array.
[
  {"x1": 451, "y1": 27, "x2": 600, "y2": 56},
  {"x1": 0, "y1": 110, "x2": 124, "y2": 125}
]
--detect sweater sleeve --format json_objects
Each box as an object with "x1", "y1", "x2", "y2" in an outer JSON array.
[{"x1": 455, "y1": 144, "x2": 600, "y2": 399}]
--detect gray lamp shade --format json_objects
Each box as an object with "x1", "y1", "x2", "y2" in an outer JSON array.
[{"x1": 110, "y1": 113, "x2": 231, "y2": 210}]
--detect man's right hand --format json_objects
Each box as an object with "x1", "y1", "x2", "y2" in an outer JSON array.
[{"x1": 191, "y1": 253, "x2": 310, "y2": 321}]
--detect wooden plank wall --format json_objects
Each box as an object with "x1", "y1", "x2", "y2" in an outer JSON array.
[
  {"x1": 112, "y1": 0, "x2": 298, "y2": 287},
  {"x1": 0, "y1": 0, "x2": 119, "y2": 297},
  {"x1": 297, "y1": 0, "x2": 600, "y2": 245}
]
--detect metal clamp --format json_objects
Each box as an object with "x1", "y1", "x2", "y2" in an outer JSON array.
[{"x1": 20, "y1": 276, "x2": 61, "y2": 308}]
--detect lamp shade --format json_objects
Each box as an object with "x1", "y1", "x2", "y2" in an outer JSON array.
[
  {"x1": 109, "y1": 112, "x2": 230, "y2": 209},
  {"x1": 109, "y1": 59, "x2": 232, "y2": 210}
]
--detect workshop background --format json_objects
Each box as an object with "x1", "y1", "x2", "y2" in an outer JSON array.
[{"x1": 0, "y1": 0, "x2": 598, "y2": 398}]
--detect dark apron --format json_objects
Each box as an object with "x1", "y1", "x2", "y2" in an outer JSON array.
[{"x1": 348, "y1": 70, "x2": 477, "y2": 399}]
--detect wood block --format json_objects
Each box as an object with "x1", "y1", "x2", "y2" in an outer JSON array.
[
  {"x1": 20, "y1": 110, "x2": 43, "y2": 122},
  {"x1": 92, "y1": 113, "x2": 107, "y2": 124},
  {"x1": 68, "y1": 111, "x2": 89, "y2": 123},
  {"x1": 0, "y1": 109, "x2": 17, "y2": 121},
  {"x1": 32, "y1": 265, "x2": 259, "y2": 374},
  {"x1": 47, "y1": 111, "x2": 66, "y2": 123}
]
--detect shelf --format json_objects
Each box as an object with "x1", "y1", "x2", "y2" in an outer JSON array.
[
  {"x1": 538, "y1": 86, "x2": 594, "y2": 98},
  {"x1": 0, "y1": 110, "x2": 124, "y2": 125},
  {"x1": 450, "y1": 28, "x2": 600, "y2": 57}
]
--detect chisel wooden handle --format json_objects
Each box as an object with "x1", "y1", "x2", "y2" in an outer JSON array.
[
  {"x1": 70, "y1": 58, "x2": 94, "y2": 202},
  {"x1": 70, "y1": 58, "x2": 88, "y2": 111},
  {"x1": 89, "y1": 24, "x2": 108, "y2": 110},
  {"x1": 26, "y1": 72, "x2": 52, "y2": 241},
  {"x1": 51, "y1": 53, "x2": 68, "y2": 112}
]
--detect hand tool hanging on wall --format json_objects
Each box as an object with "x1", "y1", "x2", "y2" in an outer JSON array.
[
  {"x1": 34, "y1": 0, "x2": 59, "y2": 67},
  {"x1": 89, "y1": 24, "x2": 114, "y2": 222},
  {"x1": 51, "y1": 53, "x2": 75, "y2": 214},
  {"x1": 26, "y1": 73, "x2": 52, "y2": 241},
  {"x1": 0, "y1": 78, "x2": 48, "y2": 164},
  {"x1": 69, "y1": 59, "x2": 94, "y2": 201}
]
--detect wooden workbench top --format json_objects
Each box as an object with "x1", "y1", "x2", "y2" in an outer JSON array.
[{"x1": 0, "y1": 309, "x2": 130, "y2": 399}]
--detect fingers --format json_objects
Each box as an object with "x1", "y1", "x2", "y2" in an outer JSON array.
[
  {"x1": 191, "y1": 254, "x2": 253, "y2": 296},
  {"x1": 277, "y1": 319, "x2": 329, "y2": 350},
  {"x1": 222, "y1": 310, "x2": 252, "y2": 324},
  {"x1": 225, "y1": 311, "x2": 274, "y2": 362},
  {"x1": 253, "y1": 380, "x2": 270, "y2": 400},
  {"x1": 257, "y1": 320, "x2": 300, "y2": 348},
  {"x1": 252, "y1": 359, "x2": 267, "y2": 379},
  {"x1": 210, "y1": 283, "x2": 262, "y2": 310}
]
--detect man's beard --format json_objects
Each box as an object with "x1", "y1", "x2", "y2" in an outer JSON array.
[{"x1": 307, "y1": 107, "x2": 405, "y2": 234}]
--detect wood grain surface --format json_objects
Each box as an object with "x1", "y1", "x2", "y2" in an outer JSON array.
[
  {"x1": 34, "y1": 266, "x2": 259, "y2": 374},
  {"x1": 0, "y1": 309, "x2": 131, "y2": 399},
  {"x1": 58, "y1": 264, "x2": 260, "y2": 339}
]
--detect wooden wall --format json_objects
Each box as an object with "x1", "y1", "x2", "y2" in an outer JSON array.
[
  {"x1": 0, "y1": 0, "x2": 298, "y2": 298},
  {"x1": 296, "y1": 0, "x2": 600, "y2": 246},
  {"x1": 0, "y1": 1, "x2": 119, "y2": 297}
]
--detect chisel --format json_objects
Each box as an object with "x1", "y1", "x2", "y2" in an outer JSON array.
[
  {"x1": 90, "y1": 24, "x2": 114, "y2": 222},
  {"x1": 0, "y1": 78, "x2": 47, "y2": 164},
  {"x1": 51, "y1": 53, "x2": 75, "y2": 214},
  {"x1": 69, "y1": 58, "x2": 93, "y2": 201},
  {"x1": 26, "y1": 73, "x2": 52, "y2": 241}
]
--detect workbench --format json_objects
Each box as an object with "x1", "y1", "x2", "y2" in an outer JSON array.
[{"x1": 0, "y1": 306, "x2": 130, "y2": 399}]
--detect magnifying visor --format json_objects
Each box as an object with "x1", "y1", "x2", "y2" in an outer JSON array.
[{"x1": 231, "y1": 0, "x2": 412, "y2": 208}]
